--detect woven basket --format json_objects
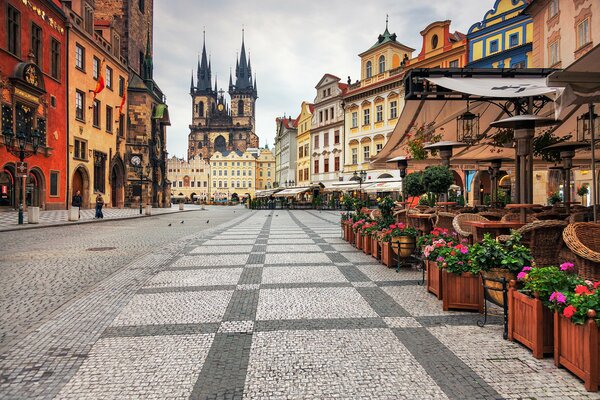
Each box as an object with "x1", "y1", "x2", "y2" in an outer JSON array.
[
  {"x1": 563, "y1": 223, "x2": 600, "y2": 280},
  {"x1": 452, "y1": 213, "x2": 489, "y2": 244}
]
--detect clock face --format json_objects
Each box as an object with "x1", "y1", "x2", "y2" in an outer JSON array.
[
  {"x1": 131, "y1": 155, "x2": 141, "y2": 166},
  {"x1": 217, "y1": 103, "x2": 224, "y2": 112}
]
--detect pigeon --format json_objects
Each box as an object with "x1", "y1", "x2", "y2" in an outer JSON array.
[
  {"x1": 180, "y1": 221, "x2": 184, "y2": 224},
  {"x1": 168, "y1": 223, "x2": 172, "y2": 226},
  {"x1": 206, "y1": 220, "x2": 210, "y2": 224}
]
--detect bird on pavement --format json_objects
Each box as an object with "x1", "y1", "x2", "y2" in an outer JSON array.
[
  {"x1": 206, "y1": 220, "x2": 210, "y2": 223},
  {"x1": 168, "y1": 223, "x2": 172, "y2": 226},
  {"x1": 180, "y1": 221, "x2": 184, "y2": 224}
]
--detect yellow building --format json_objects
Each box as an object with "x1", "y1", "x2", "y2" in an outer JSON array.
[
  {"x1": 210, "y1": 150, "x2": 256, "y2": 201},
  {"x1": 65, "y1": 0, "x2": 128, "y2": 209},
  {"x1": 343, "y1": 23, "x2": 414, "y2": 181},
  {"x1": 167, "y1": 156, "x2": 210, "y2": 202},
  {"x1": 296, "y1": 102, "x2": 313, "y2": 186},
  {"x1": 256, "y1": 147, "x2": 276, "y2": 190},
  {"x1": 467, "y1": 0, "x2": 533, "y2": 68}
]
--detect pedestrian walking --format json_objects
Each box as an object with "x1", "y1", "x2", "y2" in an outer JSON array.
[
  {"x1": 95, "y1": 194, "x2": 104, "y2": 219},
  {"x1": 72, "y1": 190, "x2": 83, "y2": 219}
]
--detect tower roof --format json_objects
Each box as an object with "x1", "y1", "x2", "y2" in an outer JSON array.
[
  {"x1": 359, "y1": 17, "x2": 415, "y2": 56},
  {"x1": 196, "y1": 31, "x2": 213, "y2": 93},
  {"x1": 234, "y1": 30, "x2": 254, "y2": 91}
]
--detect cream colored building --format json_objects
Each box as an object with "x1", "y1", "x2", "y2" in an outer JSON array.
[
  {"x1": 167, "y1": 156, "x2": 210, "y2": 202},
  {"x1": 256, "y1": 147, "x2": 276, "y2": 190},
  {"x1": 296, "y1": 102, "x2": 313, "y2": 186},
  {"x1": 210, "y1": 150, "x2": 256, "y2": 201}
]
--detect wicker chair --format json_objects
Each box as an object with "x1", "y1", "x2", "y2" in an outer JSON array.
[
  {"x1": 501, "y1": 212, "x2": 537, "y2": 223},
  {"x1": 435, "y1": 212, "x2": 457, "y2": 235},
  {"x1": 563, "y1": 223, "x2": 600, "y2": 280},
  {"x1": 477, "y1": 211, "x2": 503, "y2": 221},
  {"x1": 515, "y1": 220, "x2": 567, "y2": 267},
  {"x1": 532, "y1": 211, "x2": 563, "y2": 221},
  {"x1": 452, "y1": 213, "x2": 489, "y2": 244},
  {"x1": 568, "y1": 212, "x2": 589, "y2": 223}
]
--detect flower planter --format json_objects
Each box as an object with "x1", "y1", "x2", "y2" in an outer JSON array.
[
  {"x1": 355, "y1": 231, "x2": 363, "y2": 249},
  {"x1": 342, "y1": 223, "x2": 348, "y2": 241},
  {"x1": 371, "y1": 236, "x2": 379, "y2": 259},
  {"x1": 348, "y1": 227, "x2": 355, "y2": 244},
  {"x1": 481, "y1": 268, "x2": 516, "y2": 309},
  {"x1": 363, "y1": 234, "x2": 371, "y2": 254},
  {"x1": 427, "y1": 261, "x2": 443, "y2": 300},
  {"x1": 442, "y1": 270, "x2": 484, "y2": 312},
  {"x1": 508, "y1": 286, "x2": 553, "y2": 359},
  {"x1": 381, "y1": 241, "x2": 393, "y2": 267},
  {"x1": 391, "y1": 235, "x2": 416, "y2": 258},
  {"x1": 554, "y1": 311, "x2": 600, "y2": 392}
]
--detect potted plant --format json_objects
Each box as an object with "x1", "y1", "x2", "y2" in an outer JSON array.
[
  {"x1": 471, "y1": 233, "x2": 532, "y2": 307},
  {"x1": 553, "y1": 280, "x2": 600, "y2": 391},
  {"x1": 405, "y1": 122, "x2": 440, "y2": 160},
  {"x1": 403, "y1": 171, "x2": 426, "y2": 206},
  {"x1": 362, "y1": 221, "x2": 377, "y2": 255},
  {"x1": 379, "y1": 228, "x2": 395, "y2": 268},
  {"x1": 388, "y1": 222, "x2": 418, "y2": 259},
  {"x1": 509, "y1": 262, "x2": 580, "y2": 359},
  {"x1": 422, "y1": 165, "x2": 454, "y2": 204},
  {"x1": 352, "y1": 219, "x2": 367, "y2": 249},
  {"x1": 578, "y1": 185, "x2": 589, "y2": 205},
  {"x1": 418, "y1": 228, "x2": 456, "y2": 299},
  {"x1": 437, "y1": 243, "x2": 483, "y2": 312},
  {"x1": 547, "y1": 191, "x2": 562, "y2": 206}
]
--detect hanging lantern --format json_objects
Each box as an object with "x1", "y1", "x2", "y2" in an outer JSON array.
[
  {"x1": 457, "y1": 110, "x2": 480, "y2": 144},
  {"x1": 577, "y1": 112, "x2": 600, "y2": 142}
]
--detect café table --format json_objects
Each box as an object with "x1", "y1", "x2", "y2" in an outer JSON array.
[
  {"x1": 462, "y1": 220, "x2": 526, "y2": 243},
  {"x1": 505, "y1": 203, "x2": 543, "y2": 223},
  {"x1": 407, "y1": 213, "x2": 435, "y2": 235},
  {"x1": 436, "y1": 201, "x2": 457, "y2": 212}
]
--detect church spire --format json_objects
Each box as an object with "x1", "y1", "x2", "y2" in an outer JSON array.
[
  {"x1": 229, "y1": 67, "x2": 233, "y2": 91},
  {"x1": 214, "y1": 74, "x2": 218, "y2": 93},
  {"x1": 190, "y1": 70, "x2": 194, "y2": 94},
  {"x1": 197, "y1": 30, "x2": 212, "y2": 92},
  {"x1": 142, "y1": 28, "x2": 153, "y2": 80},
  {"x1": 235, "y1": 29, "x2": 252, "y2": 90}
]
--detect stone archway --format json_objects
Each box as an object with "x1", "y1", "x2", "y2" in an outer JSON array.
[
  {"x1": 214, "y1": 135, "x2": 227, "y2": 152},
  {"x1": 26, "y1": 167, "x2": 46, "y2": 209},
  {"x1": 0, "y1": 164, "x2": 17, "y2": 208},
  {"x1": 110, "y1": 160, "x2": 125, "y2": 208},
  {"x1": 472, "y1": 170, "x2": 492, "y2": 205},
  {"x1": 72, "y1": 165, "x2": 91, "y2": 208}
]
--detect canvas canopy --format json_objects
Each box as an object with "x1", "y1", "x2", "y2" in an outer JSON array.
[{"x1": 272, "y1": 187, "x2": 311, "y2": 197}]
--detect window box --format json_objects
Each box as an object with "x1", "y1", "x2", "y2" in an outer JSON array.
[{"x1": 441, "y1": 270, "x2": 483, "y2": 312}]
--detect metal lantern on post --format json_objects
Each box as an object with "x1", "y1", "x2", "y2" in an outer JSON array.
[
  {"x1": 577, "y1": 111, "x2": 599, "y2": 142},
  {"x1": 457, "y1": 109, "x2": 480, "y2": 145},
  {"x1": 543, "y1": 141, "x2": 589, "y2": 213}
]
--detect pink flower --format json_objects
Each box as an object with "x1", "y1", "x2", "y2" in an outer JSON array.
[
  {"x1": 560, "y1": 262, "x2": 574, "y2": 272},
  {"x1": 436, "y1": 256, "x2": 444, "y2": 262},
  {"x1": 521, "y1": 266, "x2": 531, "y2": 272},
  {"x1": 459, "y1": 246, "x2": 468, "y2": 255},
  {"x1": 549, "y1": 291, "x2": 566, "y2": 304},
  {"x1": 517, "y1": 272, "x2": 528, "y2": 280}
]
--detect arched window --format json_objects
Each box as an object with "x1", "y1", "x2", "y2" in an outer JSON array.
[
  {"x1": 366, "y1": 61, "x2": 372, "y2": 78},
  {"x1": 198, "y1": 101, "x2": 204, "y2": 117},
  {"x1": 378, "y1": 55, "x2": 385, "y2": 74},
  {"x1": 238, "y1": 100, "x2": 244, "y2": 116},
  {"x1": 239, "y1": 133, "x2": 243, "y2": 140}
]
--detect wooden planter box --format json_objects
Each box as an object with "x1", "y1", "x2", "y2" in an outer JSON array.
[
  {"x1": 348, "y1": 227, "x2": 355, "y2": 244},
  {"x1": 371, "y1": 237, "x2": 380, "y2": 259},
  {"x1": 427, "y1": 261, "x2": 443, "y2": 300},
  {"x1": 442, "y1": 270, "x2": 483, "y2": 312},
  {"x1": 508, "y1": 287, "x2": 553, "y2": 359},
  {"x1": 363, "y1": 234, "x2": 371, "y2": 254},
  {"x1": 355, "y1": 231, "x2": 363, "y2": 249},
  {"x1": 342, "y1": 223, "x2": 348, "y2": 241},
  {"x1": 554, "y1": 312, "x2": 600, "y2": 391},
  {"x1": 381, "y1": 241, "x2": 393, "y2": 267}
]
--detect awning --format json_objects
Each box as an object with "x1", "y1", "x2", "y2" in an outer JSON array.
[
  {"x1": 273, "y1": 187, "x2": 311, "y2": 197},
  {"x1": 425, "y1": 77, "x2": 562, "y2": 99},
  {"x1": 255, "y1": 188, "x2": 283, "y2": 198},
  {"x1": 364, "y1": 181, "x2": 402, "y2": 193},
  {"x1": 328, "y1": 182, "x2": 375, "y2": 192}
]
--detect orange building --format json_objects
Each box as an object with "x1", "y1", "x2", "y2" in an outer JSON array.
[{"x1": 405, "y1": 20, "x2": 468, "y2": 69}]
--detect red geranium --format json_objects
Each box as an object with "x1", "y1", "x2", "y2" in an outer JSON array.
[
  {"x1": 575, "y1": 285, "x2": 593, "y2": 295},
  {"x1": 563, "y1": 305, "x2": 577, "y2": 318}
]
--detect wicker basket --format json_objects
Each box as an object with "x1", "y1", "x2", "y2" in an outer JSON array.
[
  {"x1": 563, "y1": 223, "x2": 600, "y2": 280},
  {"x1": 452, "y1": 213, "x2": 489, "y2": 244}
]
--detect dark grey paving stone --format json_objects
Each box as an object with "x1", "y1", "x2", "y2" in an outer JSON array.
[
  {"x1": 377, "y1": 280, "x2": 422, "y2": 287},
  {"x1": 222, "y1": 290, "x2": 260, "y2": 321},
  {"x1": 237, "y1": 267, "x2": 263, "y2": 285},
  {"x1": 259, "y1": 282, "x2": 353, "y2": 290},
  {"x1": 335, "y1": 264, "x2": 370, "y2": 282},
  {"x1": 137, "y1": 285, "x2": 236, "y2": 294},
  {"x1": 416, "y1": 314, "x2": 503, "y2": 327},
  {"x1": 247, "y1": 253, "x2": 265, "y2": 264},
  {"x1": 355, "y1": 287, "x2": 410, "y2": 317}
]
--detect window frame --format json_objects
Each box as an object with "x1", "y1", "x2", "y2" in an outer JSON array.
[
  {"x1": 105, "y1": 105, "x2": 113, "y2": 133},
  {"x1": 50, "y1": 38, "x2": 61, "y2": 80},
  {"x1": 576, "y1": 18, "x2": 591, "y2": 50},
  {"x1": 75, "y1": 43, "x2": 85, "y2": 71},
  {"x1": 75, "y1": 90, "x2": 85, "y2": 121},
  {"x1": 375, "y1": 104, "x2": 383, "y2": 123},
  {"x1": 49, "y1": 170, "x2": 60, "y2": 197},
  {"x1": 366, "y1": 61, "x2": 372, "y2": 78},
  {"x1": 363, "y1": 145, "x2": 370, "y2": 161},
  {"x1": 31, "y1": 23, "x2": 42, "y2": 67},
  {"x1": 509, "y1": 33, "x2": 519, "y2": 48},
  {"x1": 92, "y1": 99, "x2": 101, "y2": 128},
  {"x1": 74, "y1": 138, "x2": 88, "y2": 161},
  {"x1": 363, "y1": 108, "x2": 370, "y2": 126},
  {"x1": 489, "y1": 39, "x2": 499, "y2": 54},
  {"x1": 378, "y1": 55, "x2": 385, "y2": 74},
  {"x1": 106, "y1": 65, "x2": 113, "y2": 90},
  {"x1": 7, "y1": 5, "x2": 21, "y2": 57},
  {"x1": 390, "y1": 101, "x2": 398, "y2": 119},
  {"x1": 93, "y1": 56, "x2": 100, "y2": 80},
  {"x1": 549, "y1": 40, "x2": 560, "y2": 66},
  {"x1": 351, "y1": 112, "x2": 358, "y2": 128}
]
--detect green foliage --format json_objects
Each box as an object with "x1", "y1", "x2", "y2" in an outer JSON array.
[
  {"x1": 471, "y1": 233, "x2": 533, "y2": 274},
  {"x1": 532, "y1": 130, "x2": 572, "y2": 163},
  {"x1": 377, "y1": 196, "x2": 395, "y2": 226},
  {"x1": 577, "y1": 185, "x2": 589, "y2": 197},
  {"x1": 520, "y1": 266, "x2": 582, "y2": 308},
  {"x1": 404, "y1": 172, "x2": 425, "y2": 197},
  {"x1": 422, "y1": 166, "x2": 454, "y2": 195},
  {"x1": 547, "y1": 191, "x2": 562, "y2": 205},
  {"x1": 406, "y1": 123, "x2": 441, "y2": 160},
  {"x1": 436, "y1": 243, "x2": 475, "y2": 275}
]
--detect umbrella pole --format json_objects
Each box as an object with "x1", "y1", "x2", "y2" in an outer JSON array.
[{"x1": 591, "y1": 103, "x2": 597, "y2": 222}]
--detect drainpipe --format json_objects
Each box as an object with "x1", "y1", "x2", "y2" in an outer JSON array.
[{"x1": 65, "y1": 20, "x2": 71, "y2": 210}]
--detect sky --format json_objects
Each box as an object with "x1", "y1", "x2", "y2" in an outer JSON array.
[{"x1": 153, "y1": 0, "x2": 496, "y2": 159}]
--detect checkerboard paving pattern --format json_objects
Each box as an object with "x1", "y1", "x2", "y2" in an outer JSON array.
[{"x1": 24, "y1": 210, "x2": 600, "y2": 399}]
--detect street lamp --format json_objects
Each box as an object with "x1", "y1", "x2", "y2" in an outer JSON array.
[
  {"x1": 2, "y1": 126, "x2": 42, "y2": 224},
  {"x1": 577, "y1": 111, "x2": 599, "y2": 142},
  {"x1": 457, "y1": 107, "x2": 481, "y2": 145},
  {"x1": 130, "y1": 155, "x2": 150, "y2": 214},
  {"x1": 353, "y1": 170, "x2": 367, "y2": 201}
]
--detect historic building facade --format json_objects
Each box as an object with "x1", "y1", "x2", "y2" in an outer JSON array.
[
  {"x1": 468, "y1": 0, "x2": 533, "y2": 68},
  {"x1": 274, "y1": 115, "x2": 298, "y2": 187},
  {"x1": 63, "y1": 0, "x2": 128, "y2": 209},
  {"x1": 0, "y1": 0, "x2": 67, "y2": 210},
  {"x1": 296, "y1": 102, "x2": 313, "y2": 187},
  {"x1": 209, "y1": 149, "x2": 256, "y2": 201},
  {"x1": 405, "y1": 20, "x2": 467, "y2": 69},
  {"x1": 343, "y1": 23, "x2": 414, "y2": 182},
  {"x1": 187, "y1": 35, "x2": 259, "y2": 161},
  {"x1": 255, "y1": 147, "x2": 275, "y2": 191},
  {"x1": 95, "y1": 0, "x2": 171, "y2": 208},
  {"x1": 167, "y1": 156, "x2": 209, "y2": 202},
  {"x1": 311, "y1": 74, "x2": 346, "y2": 187}
]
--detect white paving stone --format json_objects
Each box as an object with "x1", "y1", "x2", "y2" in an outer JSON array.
[
  {"x1": 264, "y1": 252, "x2": 331, "y2": 265},
  {"x1": 170, "y1": 254, "x2": 249, "y2": 267},
  {"x1": 261, "y1": 266, "x2": 347, "y2": 284},
  {"x1": 190, "y1": 245, "x2": 254, "y2": 254},
  {"x1": 145, "y1": 268, "x2": 243, "y2": 287}
]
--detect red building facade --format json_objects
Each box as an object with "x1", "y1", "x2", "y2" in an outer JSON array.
[{"x1": 0, "y1": 0, "x2": 67, "y2": 210}]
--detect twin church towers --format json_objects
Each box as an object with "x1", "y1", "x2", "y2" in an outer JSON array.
[{"x1": 187, "y1": 32, "x2": 259, "y2": 161}]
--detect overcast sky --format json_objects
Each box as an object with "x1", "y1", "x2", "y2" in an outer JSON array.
[{"x1": 154, "y1": 0, "x2": 495, "y2": 159}]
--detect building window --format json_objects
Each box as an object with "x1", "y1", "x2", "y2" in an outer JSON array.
[
  {"x1": 490, "y1": 40, "x2": 499, "y2": 54},
  {"x1": 299, "y1": 146, "x2": 303, "y2": 158},
  {"x1": 378, "y1": 55, "x2": 385, "y2": 73},
  {"x1": 363, "y1": 146, "x2": 370, "y2": 161},
  {"x1": 106, "y1": 106, "x2": 113, "y2": 132},
  {"x1": 93, "y1": 99, "x2": 101, "y2": 128},
  {"x1": 324, "y1": 109, "x2": 328, "y2": 121},
  {"x1": 50, "y1": 39, "x2": 60, "y2": 80},
  {"x1": 314, "y1": 135, "x2": 319, "y2": 149},
  {"x1": 324, "y1": 132, "x2": 329, "y2": 147},
  {"x1": 549, "y1": 41, "x2": 560, "y2": 66},
  {"x1": 334, "y1": 130, "x2": 340, "y2": 144},
  {"x1": 50, "y1": 171, "x2": 59, "y2": 196},
  {"x1": 84, "y1": 4, "x2": 94, "y2": 34},
  {"x1": 324, "y1": 158, "x2": 329, "y2": 173},
  {"x1": 449, "y1": 59, "x2": 459, "y2": 68},
  {"x1": 75, "y1": 44, "x2": 85, "y2": 70},
  {"x1": 106, "y1": 66, "x2": 113, "y2": 90},
  {"x1": 548, "y1": 0, "x2": 559, "y2": 18},
  {"x1": 319, "y1": 110, "x2": 323, "y2": 123},
  {"x1": 330, "y1": 107, "x2": 334, "y2": 120},
  {"x1": 119, "y1": 76, "x2": 125, "y2": 97},
  {"x1": 75, "y1": 90, "x2": 85, "y2": 121},
  {"x1": 376, "y1": 143, "x2": 383, "y2": 154},
  {"x1": 7, "y1": 5, "x2": 21, "y2": 57},
  {"x1": 351, "y1": 112, "x2": 358, "y2": 128},
  {"x1": 31, "y1": 24, "x2": 42, "y2": 66},
  {"x1": 93, "y1": 151, "x2": 107, "y2": 193},
  {"x1": 363, "y1": 109, "x2": 370, "y2": 125},
  {"x1": 118, "y1": 114, "x2": 124, "y2": 137},
  {"x1": 577, "y1": 18, "x2": 591, "y2": 49},
  {"x1": 74, "y1": 138, "x2": 87, "y2": 160},
  {"x1": 93, "y1": 57, "x2": 100, "y2": 80},
  {"x1": 390, "y1": 101, "x2": 398, "y2": 119},
  {"x1": 334, "y1": 156, "x2": 340, "y2": 171},
  {"x1": 512, "y1": 61, "x2": 526, "y2": 68},
  {"x1": 314, "y1": 159, "x2": 319, "y2": 174},
  {"x1": 352, "y1": 148, "x2": 358, "y2": 164},
  {"x1": 509, "y1": 33, "x2": 519, "y2": 48},
  {"x1": 238, "y1": 100, "x2": 244, "y2": 116},
  {"x1": 376, "y1": 105, "x2": 383, "y2": 122},
  {"x1": 366, "y1": 61, "x2": 372, "y2": 78}
]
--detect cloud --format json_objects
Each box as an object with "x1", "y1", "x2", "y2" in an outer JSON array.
[{"x1": 153, "y1": 0, "x2": 494, "y2": 159}]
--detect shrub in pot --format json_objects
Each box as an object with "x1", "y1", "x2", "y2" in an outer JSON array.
[
  {"x1": 422, "y1": 165, "x2": 454, "y2": 203},
  {"x1": 437, "y1": 243, "x2": 483, "y2": 312},
  {"x1": 384, "y1": 222, "x2": 418, "y2": 259}
]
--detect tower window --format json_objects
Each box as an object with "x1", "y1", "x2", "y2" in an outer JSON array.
[
  {"x1": 366, "y1": 61, "x2": 372, "y2": 78},
  {"x1": 378, "y1": 55, "x2": 385, "y2": 74},
  {"x1": 238, "y1": 100, "x2": 244, "y2": 116},
  {"x1": 198, "y1": 101, "x2": 204, "y2": 117}
]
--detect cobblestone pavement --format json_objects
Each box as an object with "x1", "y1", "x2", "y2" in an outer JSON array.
[
  {"x1": 0, "y1": 204, "x2": 206, "y2": 231},
  {"x1": 1, "y1": 209, "x2": 599, "y2": 399}
]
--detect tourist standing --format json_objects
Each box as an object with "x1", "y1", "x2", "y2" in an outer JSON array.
[{"x1": 95, "y1": 194, "x2": 104, "y2": 219}]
